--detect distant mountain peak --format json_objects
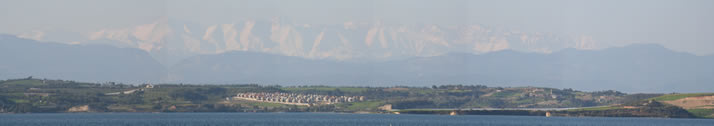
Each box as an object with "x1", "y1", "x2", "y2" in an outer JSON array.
[
  {"x1": 0, "y1": 36, "x2": 166, "y2": 83},
  {"x1": 24, "y1": 19, "x2": 614, "y2": 63},
  {"x1": 614, "y1": 43, "x2": 669, "y2": 51}
]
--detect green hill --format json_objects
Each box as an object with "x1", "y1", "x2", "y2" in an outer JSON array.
[
  {"x1": 1, "y1": 78, "x2": 710, "y2": 119},
  {"x1": 649, "y1": 93, "x2": 714, "y2": 118}
]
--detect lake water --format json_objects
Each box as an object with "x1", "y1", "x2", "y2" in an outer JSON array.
[{"x1": 1, "y1": 113, "x2": 712, "y2": 126}]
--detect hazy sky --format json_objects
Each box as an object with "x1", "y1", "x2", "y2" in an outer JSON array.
[{"x1": 1, "y1": 0, "x2": 713, "y2": 55}]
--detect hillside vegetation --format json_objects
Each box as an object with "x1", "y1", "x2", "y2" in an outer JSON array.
[
  {"x1": 1, "y1": 78, "x2": 708, "y2": 119},
  {"x1": 649, "y1": 93, "x2": 714, "y2": 118}
]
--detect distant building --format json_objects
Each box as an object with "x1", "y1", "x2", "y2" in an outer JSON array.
[
  {"x1": 232, "y1": 92, "x2": 364, "y2": 105},
  {"x1": 143, "y1": 84, "x2": 154, "y2": 88}
]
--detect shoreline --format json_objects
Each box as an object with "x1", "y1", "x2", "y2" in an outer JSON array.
[
  {"x1": 1, "y1": 111, "x2": 711, "y2": 119},
  {"x1": 1, "y1": 111, "x2": 712, "y2": 120}
]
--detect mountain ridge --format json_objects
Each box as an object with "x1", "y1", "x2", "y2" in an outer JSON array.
[
  {"x1": 168, "y1": 43, "x2": 714, "y2": 93},
  {"x1": 2, "y1": 34, "x2": 712, "y2": 93},
  {"x1": 0, "y1": 35, "x2": 166, "y2": 83}
]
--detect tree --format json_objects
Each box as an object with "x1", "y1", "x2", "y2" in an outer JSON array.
[{"x1": 169, "y1": 89, "x2": 208, "y2": 103}]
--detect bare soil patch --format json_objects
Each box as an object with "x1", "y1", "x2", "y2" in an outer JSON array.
[{"x1": 663, "y1": 96, "x2": 714, "y2": 109}]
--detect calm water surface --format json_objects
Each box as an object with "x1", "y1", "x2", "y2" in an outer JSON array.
[{"x1": 1, "y1": 113, "x2": 712, "y2": 126}]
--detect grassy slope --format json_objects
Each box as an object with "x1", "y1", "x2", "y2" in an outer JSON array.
[
  {"x1": 2, "y1": 80, "x2": 46, "y2": 87},
  {"x1": 687, "y1": 109, "x2": 714, "y2": 118},
  {"x1": 648, "y1": 93, "x2": 714, "y2": 101},
  {"x1": 650, "y1": 93, "x2": 714, "y2": 118},
  {"x1": 4, "y1": 78, "x2": 712, "y2": 118},
  {"x1": 337, "y1": 101, "x2": 386, "y2": 111},
  {"x1": 281, "y1": 87, "x2": 367, "y2": 93}
]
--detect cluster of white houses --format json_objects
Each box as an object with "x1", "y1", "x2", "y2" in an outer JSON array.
[{"x1": 232, "y1": 92, "x2": 365, "y2": 106}]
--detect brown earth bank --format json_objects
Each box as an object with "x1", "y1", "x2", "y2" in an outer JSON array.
[
  {"x1": 397, "y1": 108, "x2": 695, "y2": 118},
  {"x1": 551, "y1": 107, "x2": 694, "y2": 118},
  {"x1": 397, "y1": 100, "x2": 697, "y2": 118},
  {"x1": 663, "y1": 96, "x2": 714, "y2": 109}
]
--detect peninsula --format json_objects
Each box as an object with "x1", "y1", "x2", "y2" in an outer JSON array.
[{"x1": 1, "y1": 78, "x2": 712, "y2": 119}]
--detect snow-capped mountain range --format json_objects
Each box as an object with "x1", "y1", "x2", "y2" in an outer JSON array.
[
  {"x1": 76, "y1": 18, "x2": 598, "y2": 65},
  {"x1": 4, "y1": 18, "x2": 713, "y2": 93}
]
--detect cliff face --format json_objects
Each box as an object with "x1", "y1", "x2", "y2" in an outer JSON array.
[
  {"x1": 555, "y1": 100, "x2": 696, "y2": 118},
  {"x1": 555, "y1": 106, "x2": 694, "y2": 118},
  {"x1": 397, "y1": 100, "x2": 696, "y2": 118}
]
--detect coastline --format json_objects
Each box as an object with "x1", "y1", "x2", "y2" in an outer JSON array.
[{"x1": 0, "y1": 110, "x2": 708, "y2": 119}]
